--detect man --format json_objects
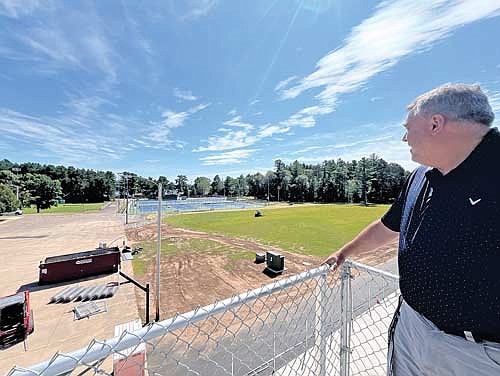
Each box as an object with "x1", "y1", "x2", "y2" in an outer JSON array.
[{"x1": 323, "y1": 83, "x2": 500, "y2": 375}]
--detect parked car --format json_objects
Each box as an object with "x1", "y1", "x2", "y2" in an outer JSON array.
[{"x1": 0, "y1": 209, "x2": 23, "y2": 216}]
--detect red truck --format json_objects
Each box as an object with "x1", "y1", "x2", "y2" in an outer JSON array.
[{"x1": 0, "y1": 291, "x2": 34, "y2": 347}]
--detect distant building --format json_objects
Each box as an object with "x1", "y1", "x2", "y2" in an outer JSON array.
[{"x1": 164, "y1": 190, "x2": 180, "y2": 200}]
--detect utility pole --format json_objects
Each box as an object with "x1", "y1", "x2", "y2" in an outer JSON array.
[
  {"x1": 267, "y1": 177, "x2": 270, "y2": 203},
  {"x1": 12, "y1": 167, "x2": 20, "y2": 200},
  {"x1": 277, "y1": 185, "x2": 280, "y2": 202},
  {"x1": 119, "y1": 173, "x2": 130, "y2": 224},
  {"x1": 155, "y1": 183, "x2": 162, "y2": 322},
  {"x1": 125, "y1": 176, "x2": 129, "y2": 225}
]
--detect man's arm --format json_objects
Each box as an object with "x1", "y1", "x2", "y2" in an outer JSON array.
[{"x1": 322, "y1": 219, "x2": 398, "y2": 268}]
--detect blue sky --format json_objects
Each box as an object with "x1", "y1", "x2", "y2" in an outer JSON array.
[{"x1": 1, "y1": 0, "x2": 500, "y2": 180}]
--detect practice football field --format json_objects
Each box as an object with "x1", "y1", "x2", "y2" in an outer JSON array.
[{"x1": 164, "y1": 204, "x2": 390, "y2": 258}]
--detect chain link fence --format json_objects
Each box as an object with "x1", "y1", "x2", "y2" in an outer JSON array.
[{"x1": 7, "y1": 260, "x2": 399, "y2": 376}]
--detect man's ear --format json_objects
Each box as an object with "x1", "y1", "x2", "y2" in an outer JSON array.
[{"x1": 430, "y1": 114, "x2": 445, "y2": 134}]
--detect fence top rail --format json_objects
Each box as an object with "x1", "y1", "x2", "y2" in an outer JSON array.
[
  {"x1": 8, "y1": 259, "x2": 398, "y2": 376},
  {"x1": 345, "y1": 260, "x2": 399, "y2": 282},
  {"x1": 8, "y1": 264, "x2": 333, "y2": 376}
]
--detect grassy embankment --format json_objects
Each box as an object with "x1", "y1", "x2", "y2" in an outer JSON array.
[
  {"x1": 23, "y1": 202, "x2": 106, "y2": 214},
  {"x1": 132, "y1": 238, "x2": 253, "y2": 276},
  {"x1": 163, "y1": 204, "x2": 390, "y2": 258}
]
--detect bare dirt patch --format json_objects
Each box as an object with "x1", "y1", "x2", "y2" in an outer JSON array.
[{"x1": 126, "y1": 224, "x2": 397, "y2": 320}]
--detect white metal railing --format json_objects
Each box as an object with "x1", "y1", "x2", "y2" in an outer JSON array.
[{"x1": 7, "y1": 260, "x2": 399, "y2": 376}]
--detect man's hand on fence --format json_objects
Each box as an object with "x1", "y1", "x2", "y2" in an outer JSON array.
[{"x1": 321, "y1": 251, "x2": 346, "y2": 271}]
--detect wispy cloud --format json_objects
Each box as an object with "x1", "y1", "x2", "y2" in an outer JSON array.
[
  {"x1": 0, "y1": 0, "x2": 49, "y2": 18},
  {"x1": 280, "y1": 103, "x2": 336, "y2": 128},
  {"x1": 82, "y1": 34, "x2": 117, "y2": 82},
  {"x1": 63, "y1": 95, "x2": 115, "y2": 121},
  {"x1": 194, "y1": 128, "x2": 259, "y2": 152},
  {"x1": 173, "y1": 88, "x2": 198, "y2": 101},
  {"x1": 15, "y1": 28, "x2": 81, "y2": 67},
  {"x1": 198, "y1": 98, "x2": 335, "y2": 154},
  {"x1": 223, "y1": 115, "x2": 254, "y2": 130},
  {"x1": 274, "y1": 76, "x2": 297, "y2": 92},
  {"x1": 0, "y1": 108, "x2": 124, "y2": 163},
  {"x1": 290, "y1": 135, "x2": 394, "y2": 155},
  {"x1": 194, "y1": 123, "x2": 291, "y2": 172},
  {"x1": 171, "y1": 0, "x2": 219, "y2": 21},
  {"x1": 227, "y1": 108, "x2": 237, "y2": 116},
  {"x1": 3, "y1": 7, "x2": 119, "y2": 82},
  {"x1": 290, "y1": 145, "x2": 325, "y2": 155},
  {"x1": 146, "y1": 103, "x2": 210, "y2": 147},
  {"x1": 200, "y1": 149, "x2": 258, "y2": 165},
  {"x1": 120, "y1": 1, "x2": 154, "y2": 56},
  {"x1": 194, "y1": 112, "x2": 293, "y2": 154},
  {"x1": 257, "y1": 124, "x2": 290, "y2": 138},
  {"x1": 279, "y1": 0, "x2": 500, "y2": 129},
  {"x1": 333, "y1": 135, "x2": 393, "y2": 149},
  {"x1": 249, "y1": 98, "x2": 259, "y2": 106}
]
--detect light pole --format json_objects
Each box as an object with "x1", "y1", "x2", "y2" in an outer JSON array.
[
  {"x1": 125, "y1": 177, "x2": 129, "y2": 225},
  {"x1": 267, "y1": 177, "x2": 270, "y2": 203},
  {"x1": 12, "y1": 167, "x2": 20, "y2": 200},
  {"x1": 155, "y1": 182, "x2": 162, "y2": 321},
  {"x1": 277, "y1": 185, "x2": 281, "y2": 202},
  {"x1": 118, "y1": 173, "x2": 130, "y2": 224}
]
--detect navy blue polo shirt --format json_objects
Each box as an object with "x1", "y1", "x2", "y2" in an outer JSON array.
[{"x1": 382, "y1": 127, "x2": 500, "y2": 342}]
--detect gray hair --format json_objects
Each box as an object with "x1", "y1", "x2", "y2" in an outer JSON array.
[{"x1": 407, "y1": 83, "x2": 495, "y2": 126}]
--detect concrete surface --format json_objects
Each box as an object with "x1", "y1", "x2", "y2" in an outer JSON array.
[{"x1": 0, "y1": 204, "x2": 141, "y2": 374}]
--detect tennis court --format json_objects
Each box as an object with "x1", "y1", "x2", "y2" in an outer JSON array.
[{"x1": 132, "y1": 197, "x2": 265, "y2": 214}]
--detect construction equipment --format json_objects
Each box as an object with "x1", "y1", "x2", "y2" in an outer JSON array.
[{"x1": 0, "y1": 291, "x2": 34, "y2": 347}]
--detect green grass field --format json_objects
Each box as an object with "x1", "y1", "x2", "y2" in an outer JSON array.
[
  {"x1": 164, "y1": 204, "x2": 390, "y2": 258},
  {"x1": 132, "y1": 238, "x2": 253, "y2": 276},
  {"x1": 23, "y1": 202, "x2": 106, "y2": 214}
]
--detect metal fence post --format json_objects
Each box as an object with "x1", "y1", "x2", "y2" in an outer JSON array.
[
  {"x1": 315, "y1": 271, "x2": 328, "y2": 376},
  {"x1": 273, "y1": 332, "x2": 276, "y2": 372},
  {"x1": 340, "y1": 262, "x2": 353, "y2": 376}
]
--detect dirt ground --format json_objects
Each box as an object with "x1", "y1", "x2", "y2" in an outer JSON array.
[{"x1": 126, "y1": 223, "x2": 398, "y2": 319}]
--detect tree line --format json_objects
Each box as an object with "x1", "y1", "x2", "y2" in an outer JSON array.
[
  {"x1": 0, "y1": 159, "x2": 115, "y2": 212},
  {"x1": 191, "y1": 154, "x2": 409, "y2": 204},
  {"x1": 0, "y1": 154, "x2": 409, "y2": 213}
]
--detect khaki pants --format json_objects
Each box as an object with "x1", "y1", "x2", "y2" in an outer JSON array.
[{"x1": 388, "y1": 300, "x2": 500, "y2": 375}]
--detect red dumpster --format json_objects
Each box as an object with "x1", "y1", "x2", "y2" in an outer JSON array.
[{"x1": 39, "y1": 247, "x2": 121, "y2": 284}]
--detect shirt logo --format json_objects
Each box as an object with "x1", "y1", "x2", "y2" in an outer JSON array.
[{"x1": 469, "y1": 197, "x2": 482, "y2": 206}]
